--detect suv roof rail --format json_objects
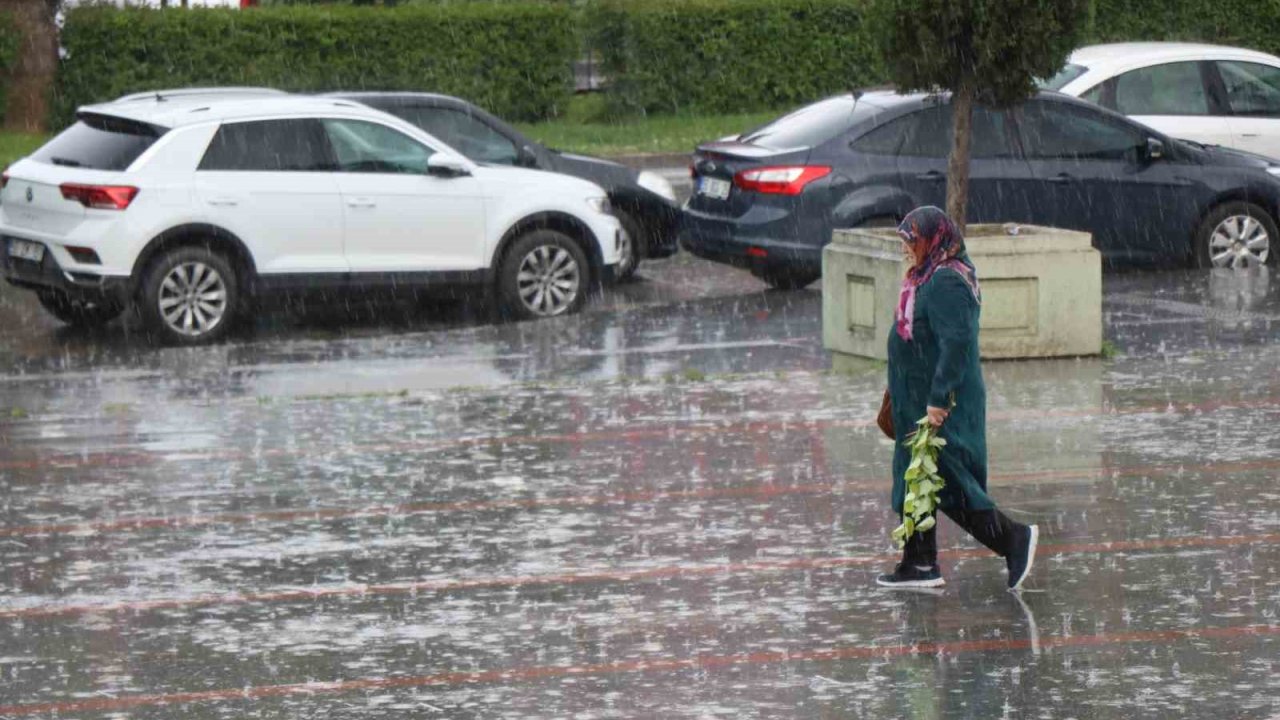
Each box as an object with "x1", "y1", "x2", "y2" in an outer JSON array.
[{"x1": 112, "y1": 87, "x2": 289, "y2": 104}]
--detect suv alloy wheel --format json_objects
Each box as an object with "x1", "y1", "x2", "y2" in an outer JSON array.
[
  {"x1": 499, "y1": 230, "x2": 590, "y2": 319},
  {"x1": 139, "y1": 245, "x2": 239, "y2": 345}
]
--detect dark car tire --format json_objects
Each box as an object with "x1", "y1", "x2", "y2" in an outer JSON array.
[
  {"x1": 753, "y1": 265, "x2": 820, "y2": 291},
  {"x1": 498, "y1": 230, "x2": 591, "y2": 320},
  {"x1": 613, "y1": 210, "x2": 645, "y2": 282},
  {"x1": 1193, "y1": 202, "x2": 1277, "y2": 269},
  {"x1": 36, "y1": 291, "x2": 124, "y2": 327},
  {"x1": 139, "y1": 245, "x2": 240, "y2": 345}
]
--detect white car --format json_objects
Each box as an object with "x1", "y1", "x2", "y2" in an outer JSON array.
[
  {"x1": 1042, "y1": 42, "x2": 1280, "y2": 159},
  {"x1": 0, "y1": 96, "x2": 623, "y2": 344}
]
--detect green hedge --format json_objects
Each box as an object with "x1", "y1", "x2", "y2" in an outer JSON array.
[
  {"x1": 1085, "y1": 0, "x2": 1280, "y2": 56},
  {"x1": 55, "y1": 3, "x2": 577, "y2": 127},
  {"x1": 0, "y1": 11, "x2": 19, "y2": 120},
  {"x1": 593, "y1": 0, "x2": 883, "y2": 116}
]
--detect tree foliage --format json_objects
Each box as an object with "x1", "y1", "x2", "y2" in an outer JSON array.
[{"x1": 869, "y1": 0, "x2": 1088, "y2": 227}]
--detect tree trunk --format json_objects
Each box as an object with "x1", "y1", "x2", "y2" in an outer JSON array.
[
  {"x1": 0, "y1": 0, "x2": 57, "y2": 132},
  {"x1": 946, "y1": 80, "x2": 975, "y2": 233}
]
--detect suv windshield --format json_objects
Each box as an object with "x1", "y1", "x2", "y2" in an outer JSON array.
[
  {"x1": 1038, "y1": 63, "x2": 1089, "y2": 91},
  {"x1": 31, "y1": 113, "x2": 165, "y2": 171},
  {"x1": 739, "y1": 95, "x2": 884, "y2": 150}
]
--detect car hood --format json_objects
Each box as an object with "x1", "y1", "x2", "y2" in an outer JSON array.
[
  {"x1": 545, "y1": 151, "x2": 637, "y2": 189},
  {"x1": 1189, "y1": 141, "x2": 1276, "y2": 169}
]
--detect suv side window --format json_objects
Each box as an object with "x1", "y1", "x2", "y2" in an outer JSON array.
[
  {"x1": 853, "y1": 105, "x2": 1019, "y2": 158},
  {"x1": 1217, "y1": 61, "x2": 1280, "y2": 117},
  {"x1": 199, "y1": 119, "x2": 332, "y2": 171},
  {"x1": 1017, "y1": 101, "x2": 1144, "y2": 161},
  {"x1": 396, "y1": 107, "x2": 519, "y2": 165},
  {"x1": 321, "y1": 119, "x2": 436, "y2": 174},
  {"x1": 1112, "y1": 62, "x2": 1209, "y2": 116}
]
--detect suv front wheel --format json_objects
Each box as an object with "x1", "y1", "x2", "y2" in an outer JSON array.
[
  {"x1": 498, "y1": 230, "x2": 590, "y2": 320},
  {"x1": 139, "y1": 246, "x2": 239, "y2": 345}
]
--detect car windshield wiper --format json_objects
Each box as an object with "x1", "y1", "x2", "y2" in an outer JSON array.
[{"x1": 50, "y1": 157, "x2": 84, "y2": 167}]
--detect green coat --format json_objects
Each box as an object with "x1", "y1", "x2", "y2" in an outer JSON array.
[{"x1": 887, "y1": 266, "x2": 994, "y2": 515}]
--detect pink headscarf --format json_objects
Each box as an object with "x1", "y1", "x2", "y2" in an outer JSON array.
[{"x1": 895, "y1": 206, "x2": 981, "y2": 342}]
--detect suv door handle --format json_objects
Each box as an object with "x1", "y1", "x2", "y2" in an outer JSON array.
[
  {"x1": 915, "y1": 171, "x2": 945, "y2": 181},
  {"x1": 1047, "y1": 173, "x2": 1076, "y2": 184},
  {"x1": 207, "y1": 197, "x2": 238, "y2": 207},
  {"x1": 347, "y1": 198, "x2": 377, "y2": 208}
]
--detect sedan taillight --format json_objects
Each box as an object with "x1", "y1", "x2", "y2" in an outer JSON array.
[
  {"x1": 733, "y1": 165, "x2": 832, "y2": 195},
  {"x1": 59, "y1": 183, "x2": 139, "y2": 210}
]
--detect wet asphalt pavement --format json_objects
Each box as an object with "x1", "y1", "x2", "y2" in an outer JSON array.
[{"x1": 1, "y1": 255, "x2": 1278, "y2": 719}]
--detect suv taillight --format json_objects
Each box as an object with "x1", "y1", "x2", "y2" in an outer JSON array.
[
  {"x1": 733, "y1": 166, "x2": 831, "y2": 196},
  {"x1": 1, "y1": 169, "x2": 9, "y2": 191},
  {"x1": 59, "y1": 183, "x2": 139, "y2": 210}
]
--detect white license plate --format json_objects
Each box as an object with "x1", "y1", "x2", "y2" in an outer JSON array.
[
  {"x1": 7, "y1": 239, "x2": 45, "y2": 263},
  {"x1": 698, "y1": 177, "x2": 731, "y2": 200}
]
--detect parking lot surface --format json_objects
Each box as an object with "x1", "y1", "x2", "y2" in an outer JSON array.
[{"x1": 1, "y1": 257, "x2": 1278, "y2": 718}]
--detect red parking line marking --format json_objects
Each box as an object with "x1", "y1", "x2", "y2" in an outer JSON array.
[
  {"x1": 1, "y1": 623, "x2": 1275, "y2": 716},
  {"x1": 5, "y1": 456, "x2": 1278, "y2": 540},
  {"x1": 2, "y1": 532, "x2": 1276, "y2": 622},
  {"x1": 3, "y1": 392, "x2": 1276, "y2": 473}
]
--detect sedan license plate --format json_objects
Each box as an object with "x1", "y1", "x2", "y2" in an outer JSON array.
[
  {"x1": 698, "y1": 177, "x2": 732, "y2": 200},
  {"x1": 7, "y1": 239, "x2": 45, "y2": 263}
]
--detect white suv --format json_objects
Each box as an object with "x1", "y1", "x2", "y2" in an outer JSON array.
[{"x1": 1, "y1": 96, "x2": 622, "y2": 343}]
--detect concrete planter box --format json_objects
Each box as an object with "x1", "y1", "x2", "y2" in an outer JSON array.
[{"x1": 822, "y1": 224, "x2": 1101, "y2": 360}]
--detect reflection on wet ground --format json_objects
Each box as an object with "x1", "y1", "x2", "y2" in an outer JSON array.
[{"x1": 0, "y1": 258, "x2": 1277, "y2": 718}]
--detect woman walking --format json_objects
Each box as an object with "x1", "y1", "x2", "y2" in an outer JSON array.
[{"x1": 877, "y1": 206, "x2": 1038, "y2": 591}]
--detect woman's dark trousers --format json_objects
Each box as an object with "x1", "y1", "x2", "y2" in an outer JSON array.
[{"x1": 902, "y1": 508, "x2": 1026, "y2": 567}]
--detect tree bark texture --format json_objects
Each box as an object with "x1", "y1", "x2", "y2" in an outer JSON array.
[
  {"x1": 945, "y1": 81, "x2": 975, "y2": 233},
  {"x1": 0, "y1": 0, "x2": 57, "y2": 132}
]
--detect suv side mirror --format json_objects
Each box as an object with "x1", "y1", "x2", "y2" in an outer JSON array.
[
  {"x1": 427, "y1": 154, "x2": 471, "y2": 178},
  {"x1": 1145, "y1": 137, "x2": 1165, "y2": 162}
]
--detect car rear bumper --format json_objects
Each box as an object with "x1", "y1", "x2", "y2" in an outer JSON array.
[
  {"x1": 677, "y1": 207, "x2": 825, "y2": 272},
  {"x1": 2, "y1": 239, "x2": 131, "y2": 304}
]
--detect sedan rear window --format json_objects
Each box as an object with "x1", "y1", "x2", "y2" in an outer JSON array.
[
  {"x1": 739, "y1": 95, "x2": 883, "y2": 150},
  {"x1": 1038, "y1": 63, "x2": 1089, "y2": 91},
  {"x1": 31, "y1": 113, "x2": 164, "y2": 171}
]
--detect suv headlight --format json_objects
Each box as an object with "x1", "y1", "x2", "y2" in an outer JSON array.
[
  {"x1": 586, "y1": 196, "x2": 611, "y2": 214},
  {"x1": 637, "y1": 170, "x2": 677, "y2": 203},
  {"x1": 1268, "y1": 167, "x2": 1280, "y2": 178}
]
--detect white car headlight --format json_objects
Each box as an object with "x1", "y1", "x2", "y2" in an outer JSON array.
[
  {"x1": 586, "y1": 196, "x2": 611, "y2": 214},
  {"x1": 1267, "y1": 167, "x2": 1280, "y2": 178},
  {"x1": 636, "y1": 170, "x2": 677, "y2": 203}
]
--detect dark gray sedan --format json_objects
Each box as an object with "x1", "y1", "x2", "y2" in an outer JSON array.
[
  {"x1": 681, "y1": 90, "x2": 1279, "y2": 289},
  {"x1": 331, "y1": 92, "x2": 682, "y2": 281}
]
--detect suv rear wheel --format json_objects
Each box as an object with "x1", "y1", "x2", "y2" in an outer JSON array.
[
  {"x1": 498, "y1": 230, "x2": 589, "y2": 320},
  {"x1": 139, "y1": 246, "x2": 239, "y2": 345},
  {"x1": 37, "y1": 291, "x2": 124, "y2": 328}
]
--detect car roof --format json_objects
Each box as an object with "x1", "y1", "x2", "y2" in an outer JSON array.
[
  {"x1": 78, "y1": 96, "x2": 384, "y2": 129},
  {"x1": 1068, "y1": 42, "x2": 1280, "y2": 69},
  {"x1": 325, "y1": 91, "x2": 461, "y2": 103}
]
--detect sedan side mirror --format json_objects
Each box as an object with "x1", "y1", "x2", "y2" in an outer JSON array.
[
  {"x1": 1145, "y1": 137, "x2": 1165, "y2": 162},
  {"x1": 517, "y1": 145, "x2": 540, "y2": 168},
  {"x1": 427, "y1": 154, "x2": 471, "y2": 178}
]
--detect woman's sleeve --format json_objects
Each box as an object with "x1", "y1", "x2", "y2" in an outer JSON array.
[{"x1": 925, "y1": 270, "x2": 979, "y2": 409}]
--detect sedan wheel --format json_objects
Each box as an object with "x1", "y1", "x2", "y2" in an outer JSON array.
[
  {"x1": 1208, "y1": 215, "x2": 1271, "y2": 268},
  {"x1": 1195, "y1": 202, "x2": 1277, "y2": 269}
]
